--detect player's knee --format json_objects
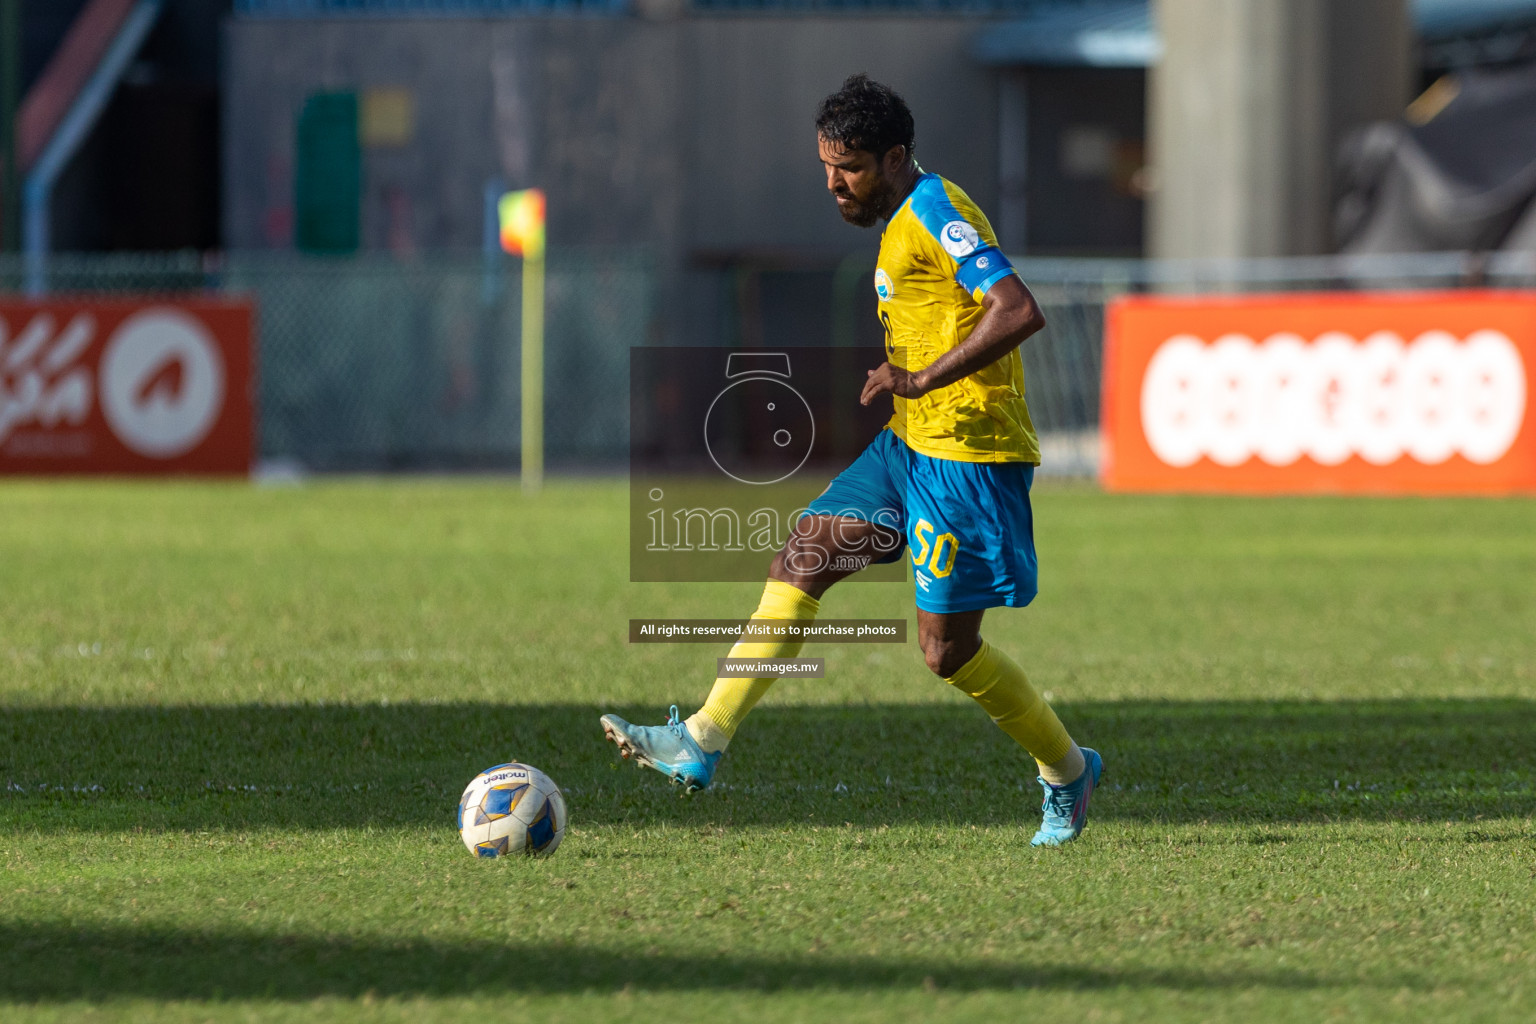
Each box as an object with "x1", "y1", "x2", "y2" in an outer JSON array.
[
  {"x1": 923, "y1": 636, "x2": 977, "y2": 678},
  {"x1": 772, "y1": 523, "x2": 827, "y2": 586}
]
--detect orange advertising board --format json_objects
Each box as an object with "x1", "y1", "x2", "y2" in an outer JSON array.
[
  {"x1": 1102, "y1": 291, "x2": 1536, "y2": 494},
  {"x1": 0, "y1": 298, "x2": 253, "y2": 475}
]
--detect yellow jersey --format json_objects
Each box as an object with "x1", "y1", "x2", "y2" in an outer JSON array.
[{"x1": 876, "y1": 172, "x2": 1040, "y2": 464}]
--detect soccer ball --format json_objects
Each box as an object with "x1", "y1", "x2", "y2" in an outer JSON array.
[{"x1": 457, "y1": 762, "x2": 567, "y2": 858}]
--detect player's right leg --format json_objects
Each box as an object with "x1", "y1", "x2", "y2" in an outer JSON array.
[{"x1": 602, "y1": 430, "x2": 906, "y2": 792}]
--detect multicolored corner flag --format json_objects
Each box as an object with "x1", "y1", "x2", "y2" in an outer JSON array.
[{"x1": 498, "y1": 188, "x2": 546, "y2": 258}]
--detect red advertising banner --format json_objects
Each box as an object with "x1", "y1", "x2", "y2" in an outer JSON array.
[
  {"x1": 0, "y1": 298, "x2": 253, "y2": 475},
  {"x1": 1103, "y1": 291, "x2": 1536, "y2": 494}
]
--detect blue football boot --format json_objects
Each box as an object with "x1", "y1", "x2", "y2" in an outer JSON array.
[
  {"x1": 1030, "y1": 747, "x2": 1104, "y2": 847},
  {"x1": 600, "y1": 705, "x2": 721, "y2": 793}
]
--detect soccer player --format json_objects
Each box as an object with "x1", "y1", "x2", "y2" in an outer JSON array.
[{"x1": 602, "y1": 74, "x2": 1102, "y2": 846}]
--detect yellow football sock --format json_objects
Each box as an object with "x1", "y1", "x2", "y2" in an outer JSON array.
[
  {"x1": 685, "y1": 579, "x2": 820, "y2": 753},
  {"x1": 946, "y1": 640, "x2": 1085, "y2": 784}
]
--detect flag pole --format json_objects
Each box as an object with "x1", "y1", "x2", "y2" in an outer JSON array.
[
  {"x1": 500, "y1": 188, "x2": 547, "y2": 494},
  {"x1": 521, "y1": 244, "x2": 544, "y2": 493}
]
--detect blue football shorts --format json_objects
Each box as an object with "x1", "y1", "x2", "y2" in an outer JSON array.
[{"x1": 804, "y1": 428, "x2": 1038, "y2": 614}]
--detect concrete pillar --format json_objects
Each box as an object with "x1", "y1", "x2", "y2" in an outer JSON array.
[
  {"x1": 1148, "y1": 0, "x2": 1410, "y2": 259},
  {"x1": 996, "y1": 70, "x2": 1028, "y2": 253}
]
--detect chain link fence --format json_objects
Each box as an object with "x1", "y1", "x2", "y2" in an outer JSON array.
[
  {"x1": 0, "y1": 250, "x2": 649, "y2": 471},
  {"x1": 5, "y1": 248, "x2": 1533, "y2": 475},
  {"x1": 227, "y1": 253, "x2": 646, "y2": 470}
]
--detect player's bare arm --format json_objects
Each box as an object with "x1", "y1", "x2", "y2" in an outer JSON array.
[{"x1": 859, "y1": 275, "x2": 1046, "y2": 406}]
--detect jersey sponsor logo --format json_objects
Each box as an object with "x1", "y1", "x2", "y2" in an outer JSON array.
[
  {"x1": 874, "y1": 269, "x2": 893, "y2": 302},
  {"x1": 940, "y1": 220, "x2": 980, "y2": 258},
  {"x1": 975, "y1": 256, "x2": 991, "y2": 270}
]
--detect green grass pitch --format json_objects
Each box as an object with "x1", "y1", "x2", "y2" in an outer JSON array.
[{"x1": 1, "y1": 478, "x2": 1533, "y2": 1022}]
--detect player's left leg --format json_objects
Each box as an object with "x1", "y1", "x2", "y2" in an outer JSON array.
[{"x1": 919, "y1": 609, "x2": 1101, "y2": 845}]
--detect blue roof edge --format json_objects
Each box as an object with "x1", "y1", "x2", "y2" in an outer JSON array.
[{"x1": 974, "y1": 0, "x2": 1536, "y2": 69}]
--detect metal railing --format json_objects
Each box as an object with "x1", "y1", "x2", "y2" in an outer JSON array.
[
  {"x1": 235, "y1": 0, "x2": 630, "y2": 15},
  {"x1": 232, "y1": 0, "x2": 1089, "y2": 14}
]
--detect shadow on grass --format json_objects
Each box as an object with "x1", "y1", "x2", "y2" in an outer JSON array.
[
  {"x1": 0, "y1": 922, "x2": 1398, "y2": 1001},
  {"x1": 2, "y1": 700, "x2": 1532, "y2": 830}
]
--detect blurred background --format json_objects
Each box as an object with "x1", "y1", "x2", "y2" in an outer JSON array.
[{"x1": 2, "y1": 0, "x2": 1535, "y2": 473}]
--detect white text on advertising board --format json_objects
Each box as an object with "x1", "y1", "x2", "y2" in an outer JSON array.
[{"x1": 1140, "y1": 330, "x2": 1526, "y2": 468}]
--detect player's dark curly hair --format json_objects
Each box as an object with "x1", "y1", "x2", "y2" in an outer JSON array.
[{"x1": 815, "y1": 73, "x2": 915, "y2": 160}]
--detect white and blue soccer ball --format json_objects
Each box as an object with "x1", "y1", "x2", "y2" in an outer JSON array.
[{"x1": 457, "y1": 762, "x2": 567, "y2": 858}]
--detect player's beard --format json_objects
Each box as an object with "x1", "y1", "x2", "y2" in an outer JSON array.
[{"x1": 834, "y1": 172, "x2": 901, "y2": 228}]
